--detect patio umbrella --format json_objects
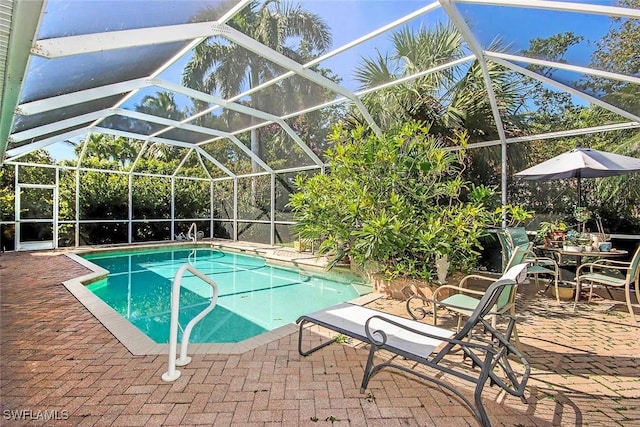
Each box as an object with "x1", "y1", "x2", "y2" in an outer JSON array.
[{"x1": 514, "y1": 147, "x2": 640, "y2": 204}]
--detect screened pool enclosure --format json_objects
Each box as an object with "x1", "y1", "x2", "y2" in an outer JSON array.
[{"x1": 1, "y1": 0, "x2": 639, "y2": 250}]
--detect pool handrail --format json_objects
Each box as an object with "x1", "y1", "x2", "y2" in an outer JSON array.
[
  {"x1": 162, "y1": 264, "x2": 219, "y2": 382},
  {"x1": 187, "y1": 222, "x2": 197, "y2": 242}
]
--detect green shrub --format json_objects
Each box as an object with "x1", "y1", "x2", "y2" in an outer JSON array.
[{"x1": 289, "y1": 121, "x2": 505, "y2": 279}]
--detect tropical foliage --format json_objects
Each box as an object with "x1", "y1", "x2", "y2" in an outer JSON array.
[
  {"x1": 2, "y1": 0, "x2": 639, "y2": 255},
  {"x1": 511, "y1": 17, "x2": 640, "y2": 233},
  {"x1": 350, "y1": 23, "x2": 530, "y2": 185},
  {"x1": 183, "y1": 0, "x2": 334, "y2": 172},
  {"x1": 289, "y1": 121, "x2": 514, "y2": 280}
]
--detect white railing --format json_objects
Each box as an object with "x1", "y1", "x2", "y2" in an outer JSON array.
[
  {"x1": 162, "y1": 264, "x2": 219, "y2": 382},
  {"x1": 187, "y1": 222, "x2": 197, "y2": 242}
]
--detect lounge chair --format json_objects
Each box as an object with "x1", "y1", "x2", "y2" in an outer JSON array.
[{"x1": 297, "y1": 264, "x2": 530, "y2": 427}]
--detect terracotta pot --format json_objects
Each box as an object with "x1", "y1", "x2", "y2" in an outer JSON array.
[
  {"x1": 551, "y1": 231, "x2": 567, "y2": 241},
  {"x1": 368, "y1": 274, "x2": 449, "y2": 301}
]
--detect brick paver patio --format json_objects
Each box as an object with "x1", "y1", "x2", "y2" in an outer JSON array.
[{"x1": 1, "y1": 250, "x2": 639, "y2": 426}]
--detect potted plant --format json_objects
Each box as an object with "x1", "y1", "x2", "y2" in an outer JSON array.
[
  {"x1": 590, "y1": 213, "x2": 610, "y2": 250},
  {"x1": 536, "y1": 220, "x2": 568, "y2": 247},
  {"x1": 573, "y1": 206, "x2": 591, "y2": 233},
  {"x1": 563, "y1": 230, "x2": 583, "y2": 252}
]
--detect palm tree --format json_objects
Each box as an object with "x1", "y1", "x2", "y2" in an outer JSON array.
[
  {"x1": 353, "y1": 23, "x2": 529, "y2": 184},
  {"x1": 354, "y1": 24, "x2": 465, "y2": 131},
  {"x1": 183, "y1": 0, "x2": 332, "y2": 174},
  {"x1": 137, "y1": 91, "x2": 187, "y2": 122},
  {"x1": 135, "y1": 91, "x2": 189, "y2": 162},
  {"x1": 78, "y1": 134, "x2": 140, "y2": 169}
]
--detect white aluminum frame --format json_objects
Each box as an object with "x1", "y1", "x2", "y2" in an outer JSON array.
[
  {"x1": 15, "y1": 180, "x2": 57, "y2": 251},
  {"x1": 2, "y1": 0, "x2": 640, "y2": 250}
]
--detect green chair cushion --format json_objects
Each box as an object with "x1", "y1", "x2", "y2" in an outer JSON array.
[
  {"x1": 528, "y1": 265, "x2": 555, "y2": 275},
  {"x1": 579, "y1": 273, "x2": 625, "y2": 287},
  {"x1": 440, "y1": 294, "x2": 478, "y2": 316}
]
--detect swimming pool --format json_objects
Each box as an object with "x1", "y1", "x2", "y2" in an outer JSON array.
[{"x1": 83, "y1": 247, "x2": 367, "y2": 344}]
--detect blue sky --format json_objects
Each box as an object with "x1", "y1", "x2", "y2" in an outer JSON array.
[
  {"x1": 301, "y1": 0, "x2": 613, "y2": 84},
  {"x1": 155, "y1": 1, "x2": 615, "y2": 96},
  {"x1": 43, "y1": 0, "x2": 619, "y2": 161}
]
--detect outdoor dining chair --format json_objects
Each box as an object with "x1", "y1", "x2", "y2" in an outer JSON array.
[
  {"x1": 406, "y1": 246, "x2": 529, "y2": 348},
  {"x1": 500, "y1": 227, "x2": 561, "y2": 303},
  {"x1": 574, "y1": 245, "x2": 640, "y2": 323}
]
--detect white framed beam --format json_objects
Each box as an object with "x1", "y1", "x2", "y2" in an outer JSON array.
[
  {"x1": 156, "y1": 79, "x2": 284, "y2": 124},
  {"x1": 8, "y1": 110, "x2": 111, "y2": 142},
  {"x1": 221, "y1": 24, "x2": 382, "y2": 136},
  {"x1": 202, "y1": 133, "x2": 272, "y2": 173},
  {"x1": 117, "y1": 109, "x2": 211, "y2": 138},
  {"x1": 94, "y1": 0, "x2": 252, "y2": 133},
  {"x1": 492, "y1": 57, "x2": 640, "y2": 123},
  {"x1": 271, "y1": 164, "x2": 325, "y2": 175},
  {"x1": 16, "y1": 78, "x2": 150, "y2": 115},
  {"x1": 75, "y1": 131, "x2": 93, "y2": 171},
  {"x1": 92, "y1": 126, "x2": 184, "y2": 148},
  {"x1": 195, "y1": 151, "x2": 213, "y2": 180},
  {"x1": 84, "y1": 1, "x2": 252, "y2": 143},
  {"x1": 357, "y1": 55, "x2": 476, "y2": 96},
  {"x1": 276, "y1": 55, "x2": 474, "y2": 123},
  {"x1": 116, "y1": 108, "x2": 273, "y2": 172},
  {"x1": 277, "y1": 121, "x2": 324, "y2": 166},
  {"x1": 280, "y1": 97, "x2": 347, "y2": 121},
  {"x1": 4, "y1": 159, "x2": 214, "y2": 181},
  {"x1": 216, "y1": 2, "x2": 441, "y2": 108},
  {"x1": 172, "y1": 148, "x2": 195, "y2": 177},
  {"x1": 128, "y1": 140, "x2": 151, "y2": 175},
  {"x1": 196, "y1": 117, "x2": 323, "y2": 168},
  {"x1": 29, "y1": 17, "x2": 381, "y2": 137},
  {"x1": 31, "y1": 20, "x2": 374, "y2": 135},
  {"x1": 155, "y1": 80, "x2": 297, "y2": 168},
  {"x1": 446, "y1": 122, "x2": 640, "y2": 151},
  {"x1": 0, "y1": 0, "x2": 45, "y2": 162},
  {"x1": 93, "y1": 126, "x2": 236, "y2": 178},
  {"x1": 218, "y1": 0, "x2": 252, "y2": 24},
  {"x1": 207, "y1": 3, "x2": 442, "y2": 135},
  {"x1": 439, "y1": 0, "x2": 510, "y2": 210},
  {"x1": 194, "y1": 146, "x2": 236, "y2": 179},
  {"x1": 310, "y1": 2, "x2": 441, "y2": 68},
  {"x1": 155, "y1": 83, "x2": 332, "y2": 167},
  {"x1": 454, "y1": 0, "x2": 640, "y2": 19},
  {"x1": 31, "y1": 22, "x2": 226, "y2": 58},
  {"x1": 5, "y1": 128, "x2": 87, "y2": 161},
  {"x1": 155, "y1": 84, "x2": 322, "y2": 170},
  {"x1": 485, "y1": 52, "x2": 640, "y2": 86}
]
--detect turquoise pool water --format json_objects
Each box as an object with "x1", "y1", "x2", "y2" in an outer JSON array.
[{"x1": 84, "y1": 247, "x2": 367, "y2": 344}]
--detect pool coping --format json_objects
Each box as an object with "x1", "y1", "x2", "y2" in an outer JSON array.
[{"x1": 62, "y1": 243, "x2": 378, "y2": 356}]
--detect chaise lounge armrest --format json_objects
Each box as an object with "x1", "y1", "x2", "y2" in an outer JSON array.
[{"x1": 362, "y1": 312, "x2": 530, "y2": 400}]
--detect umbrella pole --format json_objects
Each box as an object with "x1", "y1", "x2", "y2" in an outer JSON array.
[{"x1": 577, "y1": 176, "x2": 582, "y2": 206}]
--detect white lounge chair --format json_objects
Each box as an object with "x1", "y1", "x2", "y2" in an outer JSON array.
[{"x1": 297, "y1": 264, "x2": 530, "y2": 427}]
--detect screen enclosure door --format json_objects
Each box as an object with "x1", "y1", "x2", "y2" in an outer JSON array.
[{"x1": 16, "y1": 184, "x2": 57, "y2": 251}]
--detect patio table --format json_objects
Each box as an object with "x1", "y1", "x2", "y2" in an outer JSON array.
[
  {"x1": 539, "y1": 246, "x2": 628, "y2": 269},
  {"x1": 536, "y1": 246, "x2": 629, "y2": 300}
]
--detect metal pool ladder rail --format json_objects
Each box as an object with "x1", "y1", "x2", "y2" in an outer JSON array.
[
  {"x1": 187, "y1": 222, "x2": 197, "y2": 242},
  {"x1": 162, "y1": 264, "x2": 219, "y2": 382}
]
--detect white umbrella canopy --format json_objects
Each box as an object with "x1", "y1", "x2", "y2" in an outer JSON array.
[{"x1": 515, "y1": 147, "x2": 640, "y2": 204}]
